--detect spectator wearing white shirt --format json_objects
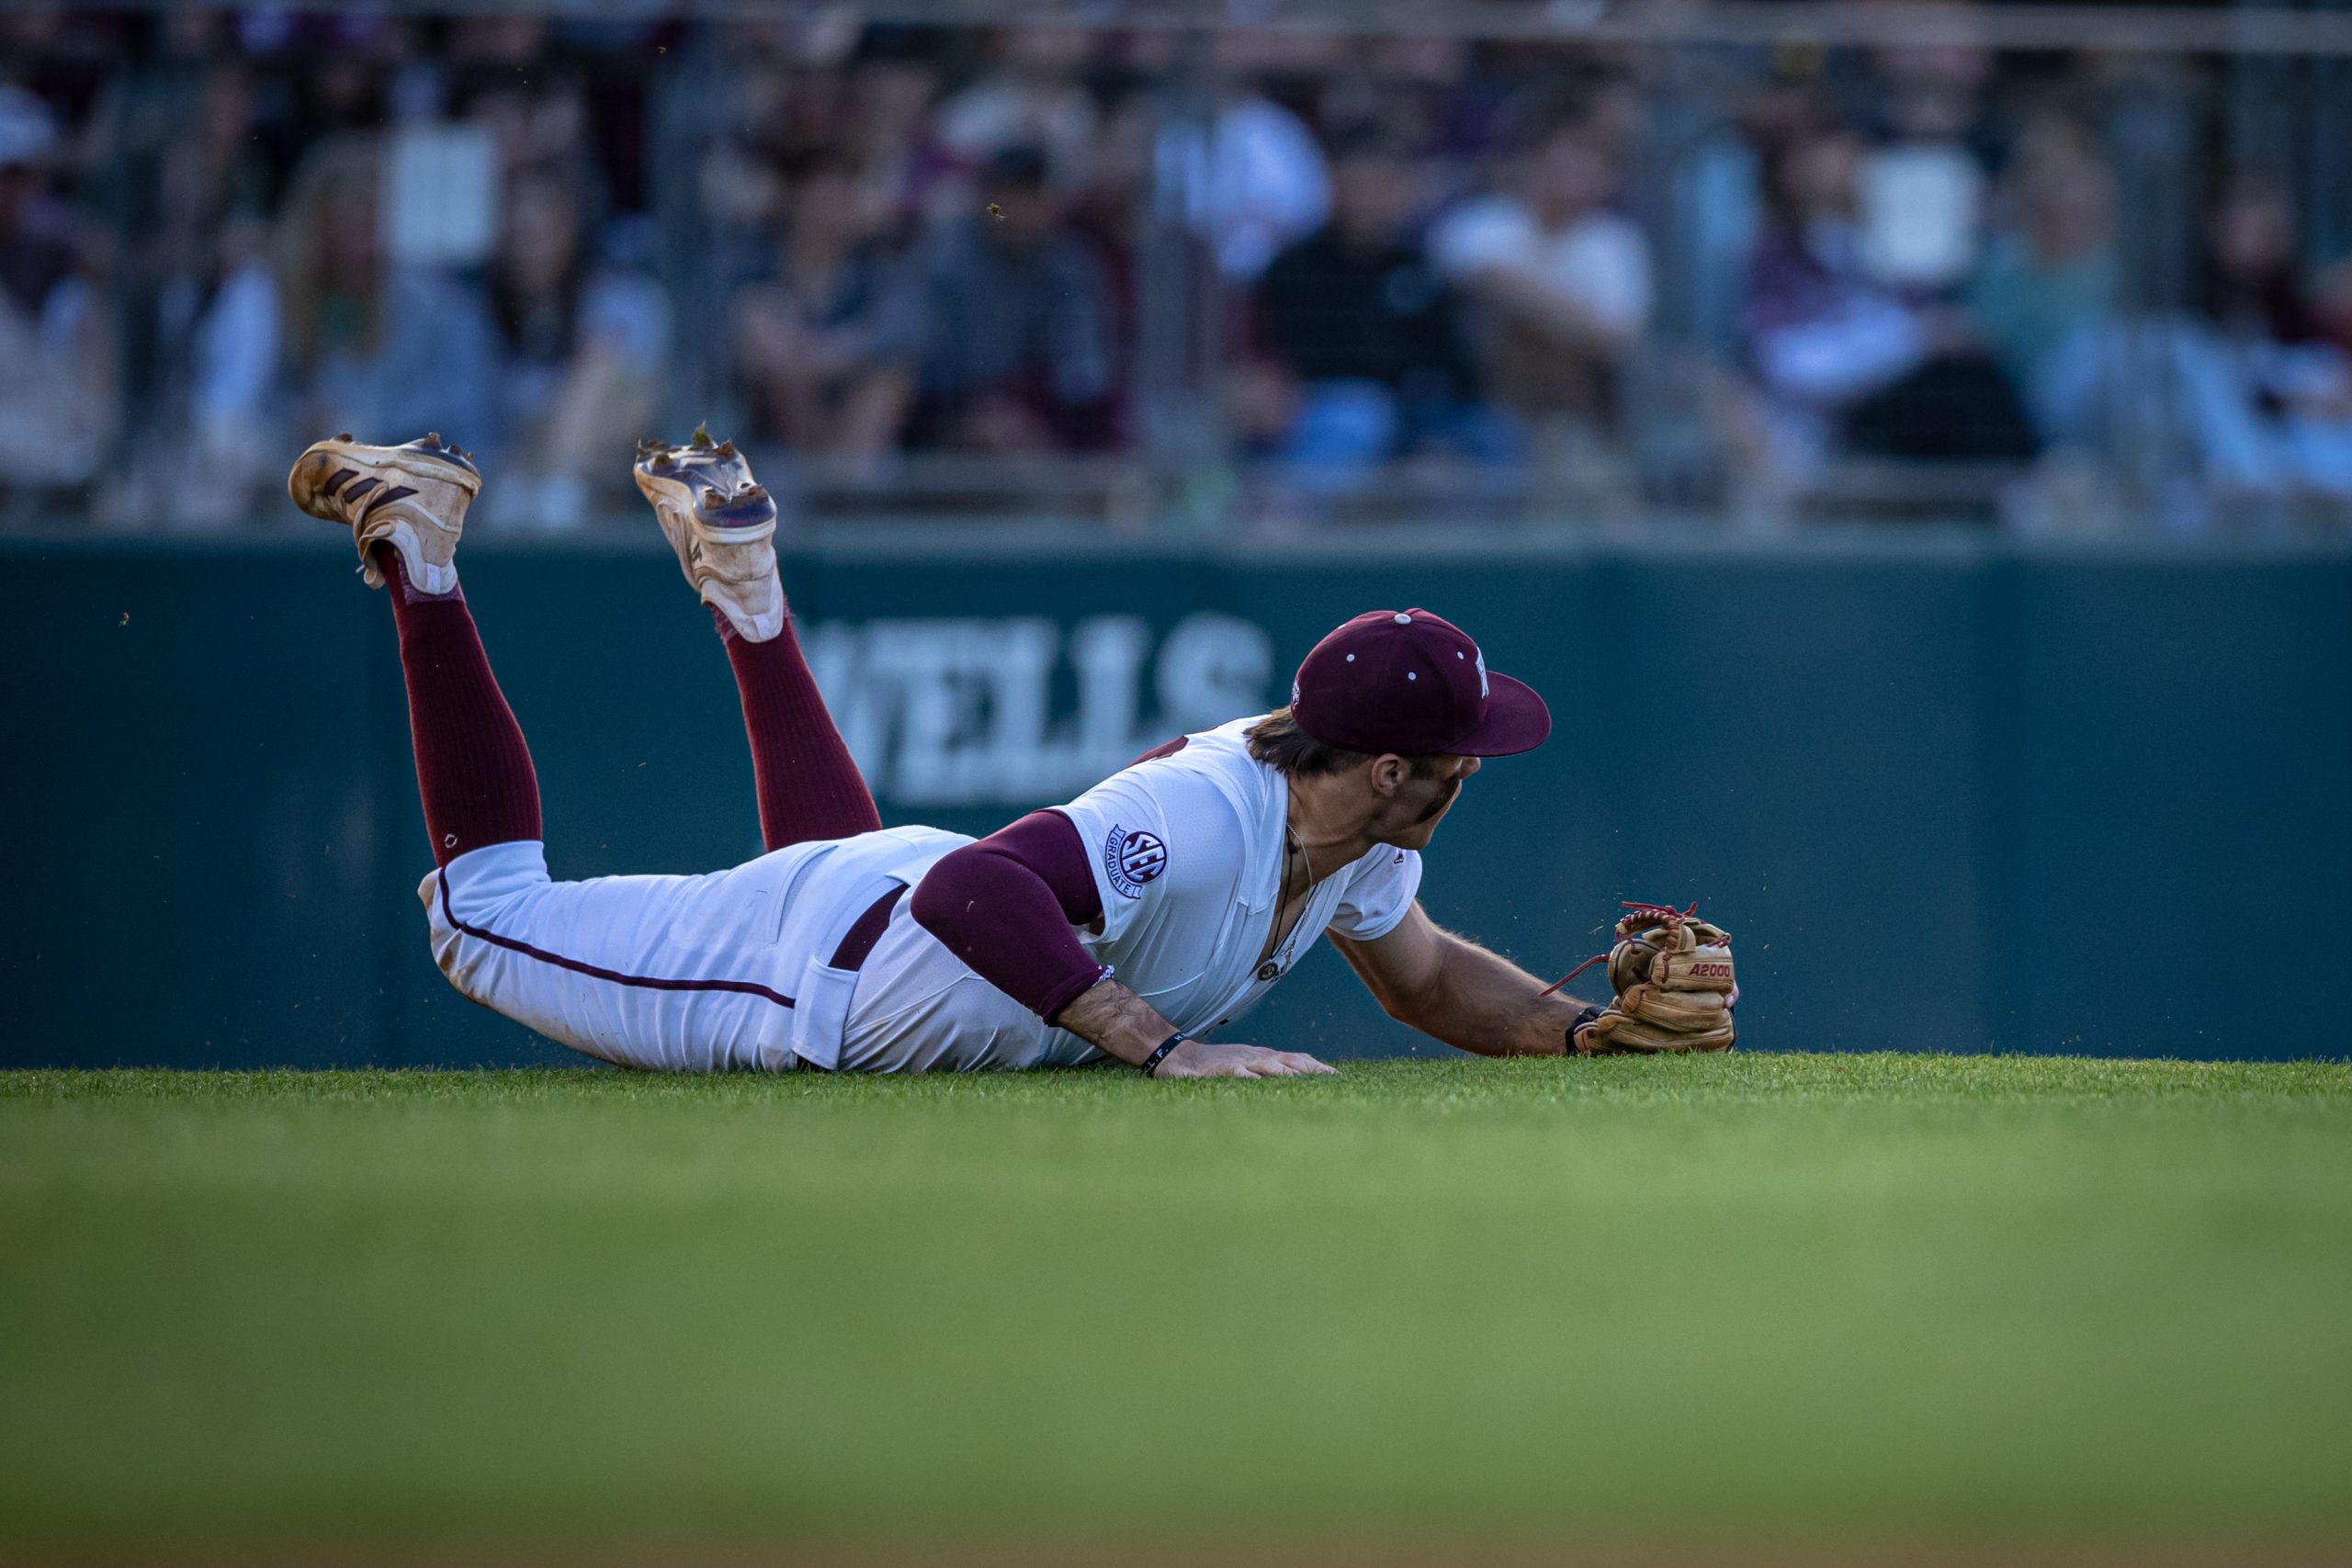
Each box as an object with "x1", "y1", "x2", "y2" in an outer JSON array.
[
  {"x1": 163, "y1": 209, "x2": 281, "y2": 528},
  {"x1": 1430, "y1": 111, "x2": 1651, "y2": 452},
  {"x1": 1162, "y1": 70, "x2": 1330, "y2": 282},
  {"x1": 933, "y1": 26, "x2": 1099, "y2": 192}
]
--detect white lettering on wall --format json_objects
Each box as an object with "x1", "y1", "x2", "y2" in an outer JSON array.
[{"x1": 801, "y1": 613, "x2": 1274, "y2": 806}]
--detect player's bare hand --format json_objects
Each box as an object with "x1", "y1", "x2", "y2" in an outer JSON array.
[{"x1": 1154, "y1": 1040, "x2": 1337, "y2": 1078}]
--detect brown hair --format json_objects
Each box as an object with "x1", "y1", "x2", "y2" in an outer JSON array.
[
  {"x1": 273, "y1": 135, "x2": 383, "y2": 371},
  {"x1": 1245, "y1": 708, "x2": 1444, "y2": 779}
]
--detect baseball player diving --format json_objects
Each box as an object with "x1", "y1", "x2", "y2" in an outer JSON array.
[{"x1": 287, "y1": 430, "x2": 1736, "y2": 1078}]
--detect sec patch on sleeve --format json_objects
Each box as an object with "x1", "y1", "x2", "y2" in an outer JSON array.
[{"x1": 1102, "y1": 825, "x2": 1168, "y2": 898}]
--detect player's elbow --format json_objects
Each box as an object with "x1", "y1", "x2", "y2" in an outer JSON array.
[
  {"x1": 908, "y1": 849, "x2": 986, "y2": 947},
  {"x1": 1376, "y1": 936, "x2": 1483, "y2": 1030},
  {"x1": 1339, "y1": 931, "x2": 1447, "y2": 1027},
  {"x1": 1370, "y1": 971, "x2": 1445, "y2": 1028}
]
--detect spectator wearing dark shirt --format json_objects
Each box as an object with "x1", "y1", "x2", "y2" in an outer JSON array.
[
  {"x1": 908, "y1": 144, "x2": 1113, "y2": 454},
  {"x1": 478, "y1": 166, "x2": 672, "y2": 527},
  {"x1": 1249, "y1": 126, "x2": 1503, "y2": 479},
  {"x1": 733, "y1": 154, "x2": 922, "y2": 462}
]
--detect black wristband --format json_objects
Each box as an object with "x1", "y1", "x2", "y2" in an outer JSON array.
[
  {"x1": 1140, "y1": 1032, "x2": 1188, "y2": 1077},
  {"x1": 1567, "y1": 1004, "x2": 1605, "y2": 1052}
]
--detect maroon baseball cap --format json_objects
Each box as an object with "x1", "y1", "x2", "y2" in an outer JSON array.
[{"x1": 1289, "y1": 608, "x2": 1552, "y2": 757}]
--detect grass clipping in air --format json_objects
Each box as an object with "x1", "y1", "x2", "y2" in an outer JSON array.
[{"x1": 2, "y1": 1055, "x2": 2348, "y2": 1557}]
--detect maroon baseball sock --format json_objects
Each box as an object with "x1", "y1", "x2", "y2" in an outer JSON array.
[
  {"x1": 712, "y1": 604, "x2": 881, "y2": 851},
  {"x1": 378, "y1": 547, "x2": 543, "y2": 866}
]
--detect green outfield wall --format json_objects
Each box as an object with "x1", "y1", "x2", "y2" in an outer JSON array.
[{"x1": 5, "y1": 533, "x2": 2347, "y2": 1066}]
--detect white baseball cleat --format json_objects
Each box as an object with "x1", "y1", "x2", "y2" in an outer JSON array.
[
  {"x1": 632, "y1": 423, "x2": 783, "y2": 642},
  {"x1": 288, "y1": 432, "x2": 481, "y2": 596}
]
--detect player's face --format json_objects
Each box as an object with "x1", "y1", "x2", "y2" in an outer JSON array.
[{"x1": 1376, "y1": 755, "x2": 1480, "y2": 849}]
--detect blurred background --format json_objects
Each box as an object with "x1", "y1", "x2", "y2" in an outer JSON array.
[
  {"x1": 9, "y1": 0, "x2": 2352, "y2": 530},
  {"x1": 3, "y1": 0, "x2": 2349, "y2": 1067}
]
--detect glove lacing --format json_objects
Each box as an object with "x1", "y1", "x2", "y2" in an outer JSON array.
[{"x1": 1539, "y1": 901, "x2": 1697, "y2": 997}]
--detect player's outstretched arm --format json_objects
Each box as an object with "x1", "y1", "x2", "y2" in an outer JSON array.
[
  {"x1": 1330, "y1": 902, "x2": 1590, "y2": 1057},
  {"x1": 1057, "y1": 977, "x2": 1337, "y2": 1079}
]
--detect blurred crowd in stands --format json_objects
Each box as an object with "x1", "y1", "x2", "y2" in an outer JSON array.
[{"x1": 6, "y1": 8, "x2": 2352, "y2": 529}]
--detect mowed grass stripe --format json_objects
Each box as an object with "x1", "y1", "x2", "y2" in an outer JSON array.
[{"x1": 0, "y1": 1056, "x2": 2346, "y2": 1553}]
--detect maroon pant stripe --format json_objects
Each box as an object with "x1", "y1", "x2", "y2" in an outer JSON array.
[
  {"x1": 435, "y1": 879, "x2": 911, "y2": 1013},
  {"x1": 437, "y1": 874, "x2": 799, "y2": 1010}
]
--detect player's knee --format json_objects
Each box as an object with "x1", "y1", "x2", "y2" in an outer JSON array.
[
  {"x1": 424, "y1": 917, "x2": 495, "y2": 1002},
  {"x1": 423, "y1": 840, "x2": 552, "y2": 925}
]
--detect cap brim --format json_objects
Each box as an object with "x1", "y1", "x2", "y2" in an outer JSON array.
[{"x1": 1453, "y1": 671, "x2": 1552, "y2": 756}]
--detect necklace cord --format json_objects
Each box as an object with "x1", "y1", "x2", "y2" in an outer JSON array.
[{"x1": 1268, "y1": 787, "x2": 1320, "y2": 972}]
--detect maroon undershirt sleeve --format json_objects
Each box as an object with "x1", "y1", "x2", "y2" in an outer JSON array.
[{"x1": 910, "y1": 809, "x2": 1109, "y2": 1025}]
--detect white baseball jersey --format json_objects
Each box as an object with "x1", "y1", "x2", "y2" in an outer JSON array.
[
  {"x1": 838, "y1": 716, "x2": 1422, "y2": 1071},
  {"x1": 420, "y1": 716, "x2": 1420, "y2": 1074}
]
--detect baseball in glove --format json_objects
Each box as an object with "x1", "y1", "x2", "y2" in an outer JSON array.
[{"x1": 1544, "y1": 902, "x2": 1737, "y2": 1054}]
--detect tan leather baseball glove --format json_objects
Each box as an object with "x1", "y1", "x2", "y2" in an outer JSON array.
[{"x1": 1546, "y1": 902, "x2": 1737, "y2": 1055}]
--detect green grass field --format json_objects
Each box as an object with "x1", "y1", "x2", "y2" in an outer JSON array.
[{"x1": 3, "y1": 1055, "x2": 2348, "y2": 1562}]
